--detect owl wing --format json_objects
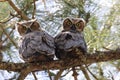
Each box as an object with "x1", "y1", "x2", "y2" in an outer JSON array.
[
  {"x1": 55, "y1": 31, "x2": 87, "y2": 59},
  {"x1": 19, "y1": 31, "x2": 55, "y2": 62},
  {"x1": 37, "y1": 31, "x2": 55, "y2": 55}
]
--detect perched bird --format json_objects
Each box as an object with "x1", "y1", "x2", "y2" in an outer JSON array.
[
  {"x1": 55, "y1": 17, "x2": 87, "y2": 59},
  {"x1": 17, "y1": 19, "x2": 55, "y2": 62},
  {"x1": 17, "y1": 19, "x2": 40, "y2": 36}
]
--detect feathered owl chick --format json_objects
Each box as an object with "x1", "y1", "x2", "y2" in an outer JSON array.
[
  {"x1": 17, "y1": 19, "x2": 41, "y2": 36},
  {"x1": 17, "y1": 19, "x2": 55, "y2": 62},
  {"x1": 55, "y1": 17, "x2": 87, "y2": 59}
]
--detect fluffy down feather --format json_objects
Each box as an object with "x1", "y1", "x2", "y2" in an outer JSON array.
[
  {"x1": 55, "y1": 31, "x2": 87, "y2": 59},
  {"x1": 19, "y1": 31, "x2": 55, "y2": 62}
]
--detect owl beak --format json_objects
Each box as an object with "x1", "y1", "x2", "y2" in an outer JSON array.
[
  {"x1": 25, "y1": 28, "x2": 32, "y2": 34},
  {"x1": 70, "y1": 24, "x2": 76, "y2": 31}
]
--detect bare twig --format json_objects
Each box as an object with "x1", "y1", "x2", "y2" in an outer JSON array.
[
  {"x1": 85, "y1": 64, "x2": 99, "y2": 80},
  {"x1": 2, "y1": 26, "x2": 15, "y2": 43},
  {"x1": 0, "y1": 11, "x2": 19, "y2": 23},
  {"x1": 108, "y1": 71, "x2": 115, "y2": 80},
  {"x1": 42, "y1": 0, "x2": 47, "y2": 9},
  {"x1": 61, "y1": 69, "x2": 71, "y2": 77},
  {"x1": 72, "y1": 67, "x2": 78, "y2": 80},
  {"x1": 32, "y1": 0, "x2": 36, "y2": 19},
  {"x1": 0, "y1": 12, "x2": 14, "y2": 23},
  {"x1": 7, "y1": 0, "x2": 30, "y2": 20},
  {"x1": 47, "y1": 70, "x2": 52, "y2": 80},
  {"x1": 0, "y1": 0, "x2": 7, "y2": 2},
  {"x1": 55, "y1": 69, "x2": 64, "y2": 80},
  {"x1": 0, "y1": 17, "x2": 14, "y2": 23},
  {"x1": 79, "y1": 65, "x2": 91, "y2": 80},
  {"x1": 0, "y1": 23, "x2": 18, "y2": 48},
  {"x1": 102, "y1": 46, "x2": 113, "y2": 51},
  {"x1": 17, "y1": 68, "x2": 30, "y2": 80},
  {"x1": 0, "y1": 31, "x2": 3, "y2": 40},
  {"x1": 32, "y1": 72, "x2": 37, "y2": 80}
]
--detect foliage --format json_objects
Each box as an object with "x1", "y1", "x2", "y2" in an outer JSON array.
[
  {"x1": 15, "y1": 0, "x2": 34, "y2": 17},
  {"x1": 0, "y1": 2, "x2": 11, "y2": 20}
]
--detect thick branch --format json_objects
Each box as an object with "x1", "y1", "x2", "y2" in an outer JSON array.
[{"x1": 0, "y1": 49, "x2": 120, "y2": 72}]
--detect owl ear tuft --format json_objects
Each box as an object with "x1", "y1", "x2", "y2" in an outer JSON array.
[
  {"x1": 16, "y1": 22, "x2": 22, "y2": 26},
  {"x1": 30, "y1": 19, "x2": 41, "y2": 31},
  {"x1": 63, "y1": 18, "x2": 72, "y2": 31},
  {"x1": 80, "y1": 18, "x2": 86, "y2": 26},
  {"x1": 78, "y1": 18, "x2": 86, "y2": 31},
  {"x1": 30, "y1": 19, "x2": 37, "y2": 22}
]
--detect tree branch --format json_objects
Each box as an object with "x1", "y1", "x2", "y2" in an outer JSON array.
[
  {"x1": 6, "y1": 0, "x2": 30, "y2": 20},
  {"x1": 79, "y1": 65, "x2": 90, "y2": 80},
  {"x1": 85, "y1": 64, "x2": 99, "y2": 80},
  {"x1": 0, "y1": 49, "x2": 119, "y2": 80},
  {"x1": 54, "y1": 69, "x2": 64, "y2": 80},
  {"x1": 0, "y1": 23, "x2": 18, "y2": 49},
  {"x1": 0, "y1": 49, "x2": 119, "y2": 72},
  {"x1": 32, "y1": 0, "x2": 36, "y2": 19}
]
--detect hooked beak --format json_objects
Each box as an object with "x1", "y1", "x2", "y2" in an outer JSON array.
[
  {"x1": 70, "y1": 24, "x2": 76, "y2": 32},
  {"x1": 25, "y1": 28, "x2": 32, "y2": 34}
]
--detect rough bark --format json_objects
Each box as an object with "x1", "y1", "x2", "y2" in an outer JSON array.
[
  {"x1": 0, "y1": 49, "x2": 119, "y2": 72},
  {"x1": 0, "y1": 48, "x2": 119, "y2": 79}
]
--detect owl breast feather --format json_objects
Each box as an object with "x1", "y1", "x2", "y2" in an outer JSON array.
[
  {"x1": 19, "y1": 31, "x2": 55, "y2": 59},
  {"x1": 55, "y1": 31, "x2": 87, "y2": 52}
]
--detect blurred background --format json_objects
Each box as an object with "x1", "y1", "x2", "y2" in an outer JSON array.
[{"x1": 0, "y1": 0, "x2": 120, "y2": 80}]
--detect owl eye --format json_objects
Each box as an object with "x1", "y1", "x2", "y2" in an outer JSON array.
[
  {"x1": 75, "y1": 22, "x2": 81, "y2": 28},
  {"x1": 66, "y1": 21, "x2": 72, "y2": 25},
  {"x1": 63, "y1": 18, "x2": 73, "y2": 31},
  {"x1": 75, "y1": 20, "x2": 85, "y2": 31},
  {"x1": 22, "y1": 25, "x2": 27, "y2": 30}
]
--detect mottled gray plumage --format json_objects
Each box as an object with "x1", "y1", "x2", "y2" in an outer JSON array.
[
  {"x1": 55, "y1": 17, "x2": 87, "y2": 59},
  {"x1": 55, "y1": 31, "x2": 87, "y2": 59},
  {"x1": 19, "y1": 31, "x2": 55, "y2": 62},
  {"x1": 18, "y1": 19, "x2": 55, "y2": 62}
]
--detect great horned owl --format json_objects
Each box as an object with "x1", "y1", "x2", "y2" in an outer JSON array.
[
  {"x1": 55, "y1": 17, "x2": 87, "y2": 59},
  {"x1": 17, "y1": 19, "x2": 55, "y2": 62},
  {"x1": 17, "y1": 19, "x2": 41, "y2": 36}
]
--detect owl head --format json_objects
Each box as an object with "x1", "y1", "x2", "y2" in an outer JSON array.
[
  {"x1": 17, "y1": 19, "x2": 41, "y2": 36},
  {"x1": 63, "y1": 17, "x2": 86, "y2": 32}
]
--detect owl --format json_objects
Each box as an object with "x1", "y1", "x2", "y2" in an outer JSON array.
[
  {"x1": 17, "y1": 19, "x2": 41, "y2": 36},
  {"x1": 17, "y1": 19, "x2": 55, "y2": 62},
  {"x1": 55, "y1": 17, "x2": 87, "y2": 59}
]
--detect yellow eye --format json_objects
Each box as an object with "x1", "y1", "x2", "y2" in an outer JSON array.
[
  {"x1": 64, "y1": 18, "x2": 72, "y2": 26},
  {"x1": 23, "y1": 26, "x2": 27, "y2": 30},
  {"x1": 75, "y1": 23, "x2": 81, "y2": 28},
  {"x1": 63, "y1": 18, "x2": 72, "y2": 30},
  {"x1": 67, "y1": 21, "x2": 72, "y2": 25}
]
